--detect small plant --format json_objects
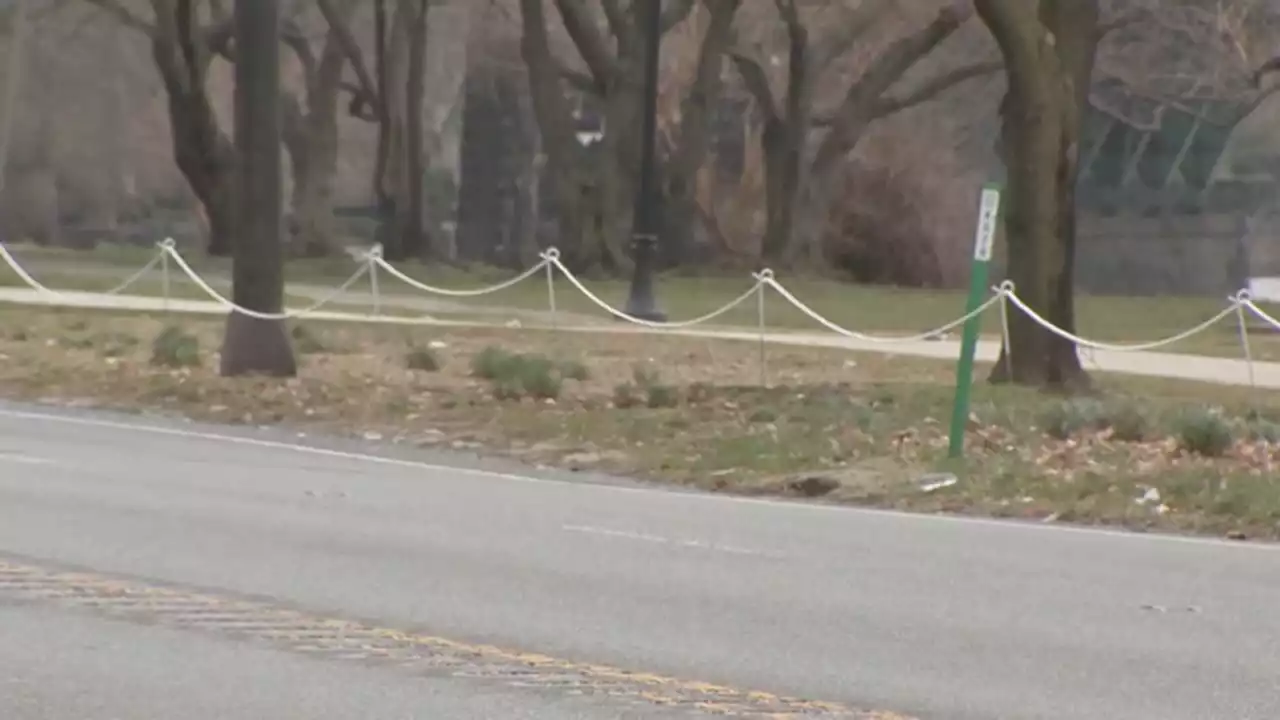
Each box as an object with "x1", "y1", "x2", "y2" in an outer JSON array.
[
  {"x1": 471, "y1": 345, "x2": 516, "y2": 380},
  {"x1": 1175, "y1": 409, "x2": 1234, "y2": 457},
  {"x1": 613, "y1": 382, "x2": 642, "y2": 409},
  {"x1": 632, "y1": 364, "x2": 661, "y2": 388},
  {"x1": 1108, "y1": 404, "x2": 1150, "y2": 443},
  {"x1": 558, "y1": 358, "x2": 590, "y2": 382},
  {"x1": 290, "y1": 324, "x2": 327, "y2": 354},
  {"x1": 1038, "y1": 398, "x2": 1108, "y2": 440},
  {"x1": 629, "y1": 363, "x2": 677, "y2": 408},
  {"x1": 472, "y1": 347, "x2": 563, "y2": 400},
  {"x1": 405, "y1": 346, "x2": 441, "y2": 372},
  {"x1": 645, "y1": 382, "x2": 679, "y2": 409},
  {"x1": 687, "y1": 381, "x2": 714, "y2": 404},
  {"x1": 491, "y1": 376, "x2": 525, "y2": 401},
  {"x1": 150, "y1": 325, "x2": 201, "y2": 368},
  {"x1": 517, "y1": 354, "x2": 562, "y2": 400}
]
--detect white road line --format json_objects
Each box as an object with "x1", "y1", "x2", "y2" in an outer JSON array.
[
  {"x1": 561, "y1": 524, "x2": 785, "y2": 559},
  {"x1": 0, "y1": 452, "x2": 53, "y2": 465},
  {"x1": 0, "y1": 405, "x2": 1277, "y2": 552}
]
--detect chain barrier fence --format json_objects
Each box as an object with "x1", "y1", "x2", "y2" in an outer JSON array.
[{"x1": 0, "y1": 238, "x2": 1276, "y2": 389}]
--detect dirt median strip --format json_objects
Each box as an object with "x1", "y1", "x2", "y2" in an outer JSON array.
[{"x1": 1, "y1": 304, "x2": 1279, "y2": 541}]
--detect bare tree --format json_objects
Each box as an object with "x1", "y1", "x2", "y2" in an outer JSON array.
[
  {"x1": 316, "y1": 0, "x2": 434, "y2": 261},
  {"x1": 277, "y1": 2, "x2": 353, "y2": 257},
  {"x1": 83, "y1": 0, "x2": 238, "y2": 255},
  {"x1": 728, "y1": 0, "x2": 999, "y2": 267},
  {"x1": 518, "y1": 0, "x2": 737, "y2": 274}
]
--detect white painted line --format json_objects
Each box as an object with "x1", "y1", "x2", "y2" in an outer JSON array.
[
  {"x1": 0, "y1": 452, "x2": 53, "y2": 465},
  {"x1": 562, "y1": 524, "x2": 784, "y2": 559},
  {"x1": 0, "y1": 406, "x2": 1277, "y2": 552}
]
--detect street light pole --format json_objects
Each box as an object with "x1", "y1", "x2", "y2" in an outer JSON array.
[{"x1": 623, "y1": 0, "x2": 666, "y2": 321}]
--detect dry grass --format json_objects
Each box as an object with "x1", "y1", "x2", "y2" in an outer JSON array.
[{"x1": 3, "y1": 304, "x2": 1280, "y2": 541}]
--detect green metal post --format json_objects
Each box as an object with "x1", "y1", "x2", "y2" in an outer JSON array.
[{"x1": 947, "y1": 183, "x2": 1002, "y2": 459}]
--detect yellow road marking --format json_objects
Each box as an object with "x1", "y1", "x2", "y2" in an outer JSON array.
[{"x1": 0, "y1": 560, "x2": 914, "y2": 718}]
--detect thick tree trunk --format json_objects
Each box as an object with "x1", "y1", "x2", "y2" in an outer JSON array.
[
  {"x1": 151, "y1": 51, "x2": 235, "y2": 256},
  {"x1": 220, "y1": 0, "x2": 296, "y2": 378},
  {"x1": 400, "y1": 0, "x2": 430, "y2": 258},
  {"x1": 979, "y1": 0, "x2": 1096, "y2": 391}
]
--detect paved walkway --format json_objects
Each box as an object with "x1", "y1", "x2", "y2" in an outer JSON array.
[{"x1": 2, "y1": 285, "x2": 1277, "y2": 389}]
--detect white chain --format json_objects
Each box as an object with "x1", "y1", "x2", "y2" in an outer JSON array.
[
  {"x1": 0, "y1": 241, "x2": 163, "y2": 299},
  {"x1": 999, "y1": 280, "x2": 1247, "y2": 352},
  {"x1": 548, "y1": 250, "x2": 765, "y2": 329},
  {"x1": 157, "y1": 239, "x2": 372, "y2": 321},
  {"x1": 371, "y1": 244, "x2": 550, "y2": 297},
  {"x1": 1, "y1": 238, "x2": 1274, "y2": 363}
]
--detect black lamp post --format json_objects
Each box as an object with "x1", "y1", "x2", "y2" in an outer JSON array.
[{"x1": 622, "y1": 0, "x2": 666, "y2": 321}]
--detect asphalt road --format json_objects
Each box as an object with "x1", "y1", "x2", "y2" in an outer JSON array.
[
  {"x1": 0, "y1": 603, "x2": 668, "y2": 720},
  {"x1": 1, "y1": 403, "x2": 1279, "y2": 719}
]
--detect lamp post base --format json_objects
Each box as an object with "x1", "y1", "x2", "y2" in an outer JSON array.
[{"x1": 622, "y1": 233, "x2": 665, "y2": 322}]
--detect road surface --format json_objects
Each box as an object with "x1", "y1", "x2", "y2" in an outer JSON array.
[{"x1": 1, "y1": 402, "x2": 1279, "y2": 719}]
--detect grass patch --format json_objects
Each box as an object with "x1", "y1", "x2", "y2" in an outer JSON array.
[{"x1": 3, "y1": 303, "x2": 1280, "y2": 540}]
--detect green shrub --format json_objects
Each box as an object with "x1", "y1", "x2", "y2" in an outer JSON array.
[
  {"x1": 405, "y1": 347, "x2": 441, "y2": 372},
  {"x1": 1108, "y1": 404, "x2": 1150, "y2": 443},
  {"x1": 473, "y1": 347, "x2": 563, "y2": 400},
  {"x1": 613, "y1": 382, "x2": 641, "y2": 409},
  {"x1": 517, "y1": 354, "x2": 562, "y2": 400},
  {"x1": 471, "y1": 345, "x2": 516, "y2": 380},
  {"x1": 150, "y1": 325, "x2": 201, "y2": 368},
  {"x1": 1175, "y1": 409, "x2": 1234, "y2": 457},
  {"x1": 645, "y1": 383, "x2": 679, "y2": 409},
  {"x1": 1038, "y1": 398, "x2": 1108, "y2": 440}
]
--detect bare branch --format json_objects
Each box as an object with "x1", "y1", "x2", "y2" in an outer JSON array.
[
  {"x1": 728, "y1": 49, "x2": 778, "y2": 123},
  {"x1": 810, "y1": 0, "x2": 892, "y2": 74},
  {"x1": 554, "y1": 0, "x2": 615, "y2": 90},
  {"x1": 660, "y1": 0, "x2": 697, "y2": 34},
  {"x1": 83, "y1": 0, "x2": 154, "y2": 35},
  {"x1": 872, "y1": 59, "x2": 1002, "y2": 118},
  {"x1": 316, "y1": 0, "x2": 380, "y2": 111}
]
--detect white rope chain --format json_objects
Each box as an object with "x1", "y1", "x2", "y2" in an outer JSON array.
[
  {"x1": 158, "y1": 239, "x2": 373, "y2": 321},
  {"x1": 2, "y1": 239, "x2": 1276, "y2": 371}
]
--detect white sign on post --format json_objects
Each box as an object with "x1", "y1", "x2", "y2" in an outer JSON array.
[{"x1": 972, "y1": 187, "x2": 1001, "y2": 262}]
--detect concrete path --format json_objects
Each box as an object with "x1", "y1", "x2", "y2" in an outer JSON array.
[
  {"x1": 1, "y1": 403, "x2": 1278, "y2": 720},
  {"x1": 2, "y1": 285, "x2": 1278, "y2": 389}
]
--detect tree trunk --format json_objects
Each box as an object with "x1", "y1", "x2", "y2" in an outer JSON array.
[
  {"x1": 978, "y1": 0, "x2": 1097, "y2": 391},
  {"x1": 518, "y1": 0, "x2": 622, "y2": 275},
  {"x1": 221, "y1": 0, "x2": 296, "y2": 378},
  {"x1": 400, "y1": 0, "x2": 430, "y2": 258},
  {"x1": 281, "y1": 23, "x2": 346, "y2": 258},
  {"x1": 149, "y1": 17, "x2": 236, "y2": 257},
  {"x1": 659, "y1": 0, "x2": 739, "y2": 267}
]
